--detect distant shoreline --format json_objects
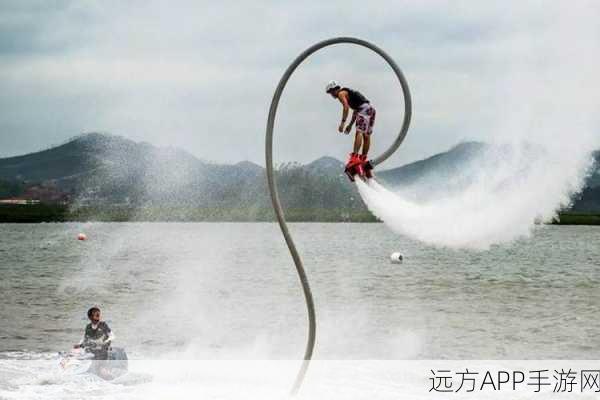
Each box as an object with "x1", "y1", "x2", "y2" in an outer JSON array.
[
  {"x1": 0, "y1": 204, "x2": 599, "y2": 225},
  {"x1": 551, "y1": 212, "x2": 600, "y2": 225},
  {"x1": 0, "y1": 204, "x2": 377, "y2": 223}
]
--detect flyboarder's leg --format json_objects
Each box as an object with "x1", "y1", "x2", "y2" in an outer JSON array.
[
  {"x1": 361, "y1": 136, "x2": 373, "y2": 179},
  {"x1": 351, "y1": 131, "x2": 365, "y2": 177},
  {"x1": 362, "y1": 134, "x2": 371, "y2": 156},
  {"x1": 353, "y1": 131, "x2": 363, "y2": 154},
  {"x1": 344, "y1": 132, "x2": 364, "y2": 181},
  {"x1": 360, "y1": 106, "x2": 376, "y2": 179}
]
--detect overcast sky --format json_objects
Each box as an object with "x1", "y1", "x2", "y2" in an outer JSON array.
[{"x1": 1, "y1": 1, "x2": 598, "y2": 167}]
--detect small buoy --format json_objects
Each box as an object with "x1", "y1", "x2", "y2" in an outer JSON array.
[
  {"x1": 77, "y1": 233, "x2": 87, "y2": 241},
  {"x1": 390, "y1": 252, "x2": 403, "y2": 264}
]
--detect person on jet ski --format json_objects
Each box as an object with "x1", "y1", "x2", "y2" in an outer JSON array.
[
  {"x1": 67, "y1": 306, "x2": 127, "y2": 380},
  {"x1": 74, "y1": 306, "x2": 114, "y2": 360}
]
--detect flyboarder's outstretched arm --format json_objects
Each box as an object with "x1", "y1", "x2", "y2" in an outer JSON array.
[
  {"x1": 345, "y1": 110, "x2": 357, "y2": 134},
  {"x1": 337, "y1": 91, "x2": 350, "y2": 133}
]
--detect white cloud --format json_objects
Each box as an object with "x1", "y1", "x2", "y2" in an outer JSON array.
[{"x1": 0, "y1": 0, "x2": 599, "y2": 165}]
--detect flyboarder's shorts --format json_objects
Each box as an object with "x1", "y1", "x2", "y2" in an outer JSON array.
[{"x1": 356, "y1": 103, "x2": 376, "y2": 135}]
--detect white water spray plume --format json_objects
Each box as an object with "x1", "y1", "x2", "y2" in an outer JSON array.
[{"x1": 358, "y1": 5, "x2": 600, "y2": 249}]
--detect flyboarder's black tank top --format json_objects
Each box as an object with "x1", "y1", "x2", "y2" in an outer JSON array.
[{"x1": 341, "y1": 87, "x2": 369, "y2": 110}]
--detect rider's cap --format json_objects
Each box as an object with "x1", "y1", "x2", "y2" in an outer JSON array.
[{"x1": 325, "y1": 80, "x2": 340, "y2": 93}]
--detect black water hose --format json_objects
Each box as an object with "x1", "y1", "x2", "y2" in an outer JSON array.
[{"x1": 265, "y1": 37, "x2": 412, "y2": 395}]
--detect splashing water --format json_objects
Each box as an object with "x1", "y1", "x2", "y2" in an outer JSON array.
[
  {"x1": 358, "y1": 5, "x2": 600, "y2": 250},
  {"x1": 358, "y1": 116, "x2": 598, "y2": 250},
  {"x1": 357, "y1": 149, "x2": 590, "y2": 250}
]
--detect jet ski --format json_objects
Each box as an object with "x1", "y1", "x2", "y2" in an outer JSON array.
[
  {"x1": 59, "y1": 347, "x2": 94, "y2": 375},
  {"x1": 59, "y1": 345, "x2": 128, "y2": 380}
]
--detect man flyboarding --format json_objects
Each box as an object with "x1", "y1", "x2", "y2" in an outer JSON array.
[{"x1": 325, "y1": 80, "x2": 376, "y2": 181}]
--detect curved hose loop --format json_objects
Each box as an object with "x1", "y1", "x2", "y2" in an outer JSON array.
[{"x1": 265, "y1": 37, "x2": 412, "y2": 395}]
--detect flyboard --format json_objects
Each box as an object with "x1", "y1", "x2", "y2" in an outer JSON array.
[{"x1": 344, "y1": 154, "x2": 374, "y2": 182}]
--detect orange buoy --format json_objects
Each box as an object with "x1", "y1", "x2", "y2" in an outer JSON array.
[{"x1": 77, "y1": 233, "x2": 87, "y2": 241}]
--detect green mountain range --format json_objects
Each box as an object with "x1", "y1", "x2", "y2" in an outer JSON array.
[{"x1": 0, "y1": 133, "x2": 598, "y2": 222}]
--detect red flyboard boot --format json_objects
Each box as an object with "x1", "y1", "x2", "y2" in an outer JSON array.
[
  {"x1": 360, "y1": 154, "x2": 373, "y2": 179},
  {"x1": 355, "y1": 156, "x2": 365, "y2": 179},
  {"x1": 344, "y1": 153, "x2": 361, "y2": 182}
]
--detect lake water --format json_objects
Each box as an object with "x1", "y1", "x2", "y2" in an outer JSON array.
[{"x1": 1, "y1": 222, "x2": 599, "y2": 398}]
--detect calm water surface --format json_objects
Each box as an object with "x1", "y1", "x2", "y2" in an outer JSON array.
[{"x1": 1, "y1": 222, "x2": 599, "y2": 361}]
